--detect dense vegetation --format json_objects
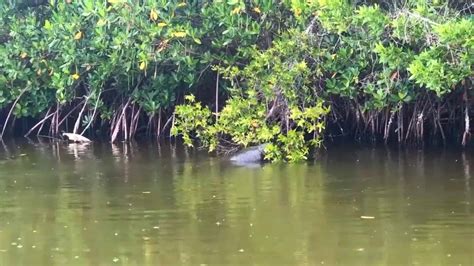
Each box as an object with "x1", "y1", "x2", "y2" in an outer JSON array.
[{"x1": 0, "y1": 0, "x2": 473, "y2": 161}]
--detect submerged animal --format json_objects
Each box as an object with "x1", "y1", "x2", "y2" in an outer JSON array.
[
  {"x1": 62, "y1": 133, "x2": 91, "y2": 143},
  {"x1": 230, "y1": 144, "x2": 268, "y2": 164}
]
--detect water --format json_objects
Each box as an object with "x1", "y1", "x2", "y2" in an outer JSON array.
[{"x1": 0, "y1": 140, "x2": 472, "y2": 265}]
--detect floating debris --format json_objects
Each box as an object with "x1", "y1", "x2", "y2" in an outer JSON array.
[{"x1": 360, "y1": 216, "x2": 375, "y2": 219}]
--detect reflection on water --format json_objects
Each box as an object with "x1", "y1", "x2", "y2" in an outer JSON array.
[{"x1": 0, "y1": 140, "x2": 472, "y2": 265}]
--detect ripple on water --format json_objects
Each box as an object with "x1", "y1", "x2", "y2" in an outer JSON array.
[{"x1": 105, "y1": 208, "x2": 192, "y2": 224}]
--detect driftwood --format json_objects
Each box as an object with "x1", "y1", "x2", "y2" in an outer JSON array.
[{"x1": 62, "y1": 133, "x2": 91, "y2": 143}]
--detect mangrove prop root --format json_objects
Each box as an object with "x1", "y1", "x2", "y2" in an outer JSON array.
[
  {"x1": 384, "y1": 110, "x2": 395, "y2": 143},
  {"x1": 73, "y1": 97, "x2": 88, "y2": 134},
  {"x1": 215, "y1": 72, "x2": 219, "y2": 122},
  {"x1": 156, "y1": 109, "x2": 162, "y2": 138},
  {"x1": 24, "y1": 107, "x2": 54, "y2": 137},
  {"x1": 80, "y1": 93, "x2": 102, "y2": 136},
  {"x1": 130, "y1": 106, "x2": 141, "y2": 140},
  {"x1": 110, "y1": 99, "x2": 131, "y2": 143},
  {"x1": 462, "y1": 100, "x2": 470, "y2": 146},
  {"x1": 161, "y1": 114, "x2": 174, "y2": 138},
  {"x1": 0, "y1": 89, "x2": 26, "y2": 138}
]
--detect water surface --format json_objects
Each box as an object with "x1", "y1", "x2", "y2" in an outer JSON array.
[{"x1": 0, "y1": 140, "x2": 472, "y2": 265}]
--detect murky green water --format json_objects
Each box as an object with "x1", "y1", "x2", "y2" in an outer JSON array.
[{"x1": 0, "y1": 140, "x2": 472, "y2": 265}]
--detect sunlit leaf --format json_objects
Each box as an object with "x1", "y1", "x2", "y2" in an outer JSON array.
[
  {"x1": 107, "y1": 0, "x2": 124, "y2": 4},
  {"x1": 171, "y1": 31, "x2": 187, "y2": 38},
  {"x1": 150, "y1": 9, "x2": 158, "y2": 21},
  {"x1": 96, "y1": 19, "x2": 107, "y2": 27},
  {"x1": 231, "y1": 7, "x2": 242, "y2": 15},
  {"x1": 44, "y1": 20, "x2": 52, "y2": 30},
  {"x1": 74, "y1": 31, "x2": 83, "y2": 40}
]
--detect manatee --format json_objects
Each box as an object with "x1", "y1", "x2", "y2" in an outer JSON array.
[
  {"x1": 230, "y1": 144, "x2": 268, "y2": 164},
  {"x1": 62, "y1": 133, "x2": 92, "y2": 143}
]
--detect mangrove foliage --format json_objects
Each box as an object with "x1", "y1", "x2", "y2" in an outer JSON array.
[{"x1": 0, "y1": 0, "x2": 473, "y2": 161}]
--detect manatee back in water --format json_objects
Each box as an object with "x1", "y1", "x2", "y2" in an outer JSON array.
[{"x1": 230, "y1": 144, "x2": 267, "y2": 163}]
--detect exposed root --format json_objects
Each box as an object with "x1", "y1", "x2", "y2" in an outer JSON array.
[
  {"x1": 73, "y1": 97, "x2": 88, "y2": 134},
  {"x1": 110, "y1": 99, "x2": 131, "y2": 143},
  {"x1": 462, "y1": 103, "x2": 470, "y2": 146},
  {"x1": 0, "y1": 89, "x2": 26, "y2": 138},
  {"x1": 24, "y1": 107, "x2": 54, "y2": 137}
]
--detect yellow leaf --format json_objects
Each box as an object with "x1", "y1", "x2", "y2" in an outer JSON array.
[
  {"x1": 20, "y1": 52, "x2": 28, "y2": 59},
  {"x1": 318, "y1": 0, "x2": 327, "y2": 7},
  {"x1": 184, "y1": 95, "x2": 195, "y2": 102},
  {"x1": 253, "y1": 7, "x2": 261, "y2": 14},
  {"x1": 74, "y1": 31, "x2": 83, "y2": 40},
  {"x1": 157, "y1": 22, "x2": 167, "y2": 27},
  {"x1": 97, "y1": 19, "x2": 107, "y2": 27},
  {"x1": 108, "y1": 0, "x2": 123, "y2": 4},
  {"x1": 231, "y1": 7, "x2": 241, "y2": 15},
  {"x1": 150, "y1": 9, "x2": 158, "y2": 21},
  {"x1": 72, "y1": 73, "x2": 80, "y2": 80},
  {"x1": 44, "y1": 19, "x2": 52, "y2": 30},
  {"x1": 294, "y1": 8, "x2": 302, "y2": 17},
  {"x1": 139, "y1": 61, "x2": 147, "y2": 70},
  {"x1": 171, "y1": 31, "x2": 187, "y2": 38},
  {"x1": 177, "y1": 2, "x2": 186, "y2": 7}
]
